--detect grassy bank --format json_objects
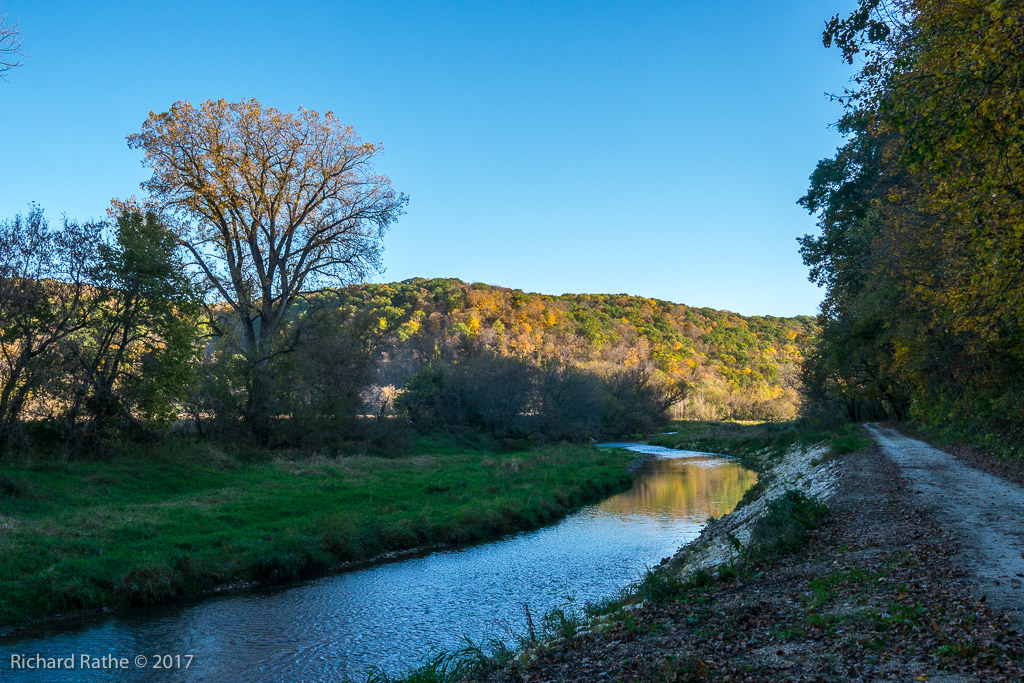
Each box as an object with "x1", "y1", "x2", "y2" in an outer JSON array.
[
  {"x1": 649, "y1": 419, "x2": 870, "y2": 460},
  {"x1": 0, "y1": 435, "x2": 635, "y2": 629}
]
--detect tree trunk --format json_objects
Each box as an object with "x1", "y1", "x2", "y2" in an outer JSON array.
[{"x1": 245, "y1": 359, "x2": 273, "y2": 443}]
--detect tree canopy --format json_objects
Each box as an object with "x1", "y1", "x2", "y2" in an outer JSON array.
[
  {"x1": 322, "y1": 278, "x2": 813, "y2": 422},
  {"x1": 801, "y1": 0, "x2": 1024, "y2": 449},
  {"x1": 128, "y1": 99, "x2": 407, "y2": 435}
]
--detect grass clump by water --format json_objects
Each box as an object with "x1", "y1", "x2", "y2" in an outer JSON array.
[
  {"x1": 633, "y1": 566, "x2": 686, "y2": 603},
  {"x1": 0, "y1": 434, "x2": 635, "y2": 629},
  {"x1": 358, "y1": 597, "x2": 593, "y2": 683},
  {"x1": 360, "y1": 636, "x2": 516, "y2": 683},
  {"x1": 747, "y1": 490, "x2": 829, "y2": 561},
  {"x1": 362, "y1": 651, "x2": 471, "y2": 683}
]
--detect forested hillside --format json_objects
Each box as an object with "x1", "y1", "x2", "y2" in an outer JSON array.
[
  {"x1": 800, "y1": 0, "x2": 1024, "y2": 453},
  {"x1": 327, "y1": 278, "x2": 813, "y2": 422}
]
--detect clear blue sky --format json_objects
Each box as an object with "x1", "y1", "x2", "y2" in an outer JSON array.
[{"x1": 0, "y1": 1, "x2": 855, "y2": 316}]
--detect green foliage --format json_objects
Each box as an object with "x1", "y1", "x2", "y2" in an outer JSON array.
[
  {"x1": 362, "y1": 652, "x2": 471, "y2": 683},
  {"x1": 802, "y1": 0, "x2": 1024, "y2": 454},
  {"x1": 73, "y1": 208, "x2": 201, "y2": 443},
  {"x1": 359, "y1": 630, "x2": 522, "y2": 683},
  {"x1": 0, "y1": 206, "x2": 102, "y2": 457},
  {"x1": 0, "y1": 207, "x2": 200, "y2": 455},
  {"x1": 829, "y1": 427, "x2": 871, "y2": 455},
  {"x1": 540, "y1": 597, "x2": 585, "y2": 639},
  {"x1": 182, "y1": 348, "x2": 249, "y2": 440},
  {"x1": 633, "y1": 566, "x2": 685, "y2": 603},
  {"x1": 747, "y1": 490, "x2": 829, "y2": 561}
]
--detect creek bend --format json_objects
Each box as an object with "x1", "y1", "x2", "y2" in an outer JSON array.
[{"x1": 0, "y1": 443, "x2": 755, "y2": 681}]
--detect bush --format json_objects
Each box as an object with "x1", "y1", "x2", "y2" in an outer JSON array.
[
  {"x1": 748, "y1": 490, "x2": 828, "y2": 560},
  {"x1": 397, "y1": 352, "x2": 679, "y2": 441},
  {"x1": 538, "y1": 363, "x2": 609, "y2": 440},
  {"x1": 633, "y1": 566, "x2": 685, "y2": 603},
  {"x1": 397, "y1": 353, "x2": 539, "y2": 438},
  {"x1": 599, "y1": 365, "x2": 678, "y2": 436}
]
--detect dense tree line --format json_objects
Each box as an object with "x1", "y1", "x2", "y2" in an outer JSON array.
[
  {"x1": 0, "y1": 235, "x2": 810, "y2": 458},
  {"x1": 0, "y1": 207, "x2": 199, "y2": 455},
  {"x1": 801, "y1": 0, "x2": 1024, "y2": 451}
]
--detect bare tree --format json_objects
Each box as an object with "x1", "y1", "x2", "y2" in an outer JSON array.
[
  {"x1": 0, "y1": 11, "x2": 23, "y2": 79},
  {"x1": 127, "y1": 99, "x2": 407, "y2": 437}
]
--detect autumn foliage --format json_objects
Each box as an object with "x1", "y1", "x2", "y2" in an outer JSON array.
[
  {"x1": 2, "y1": 97, "x2": 812, "y2": 458},
  {"x1": 128, "y1": 99, "x2": 407, "y2": 438},
  {"x1": 801, "y1": 0, "x2": 1024, "y2": 451},
  {"x1": 326, "y1": 278, "x2": 812, "y2": 425}
]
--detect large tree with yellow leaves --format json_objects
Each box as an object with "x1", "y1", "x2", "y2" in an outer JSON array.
[{"x1": 128, "y1": 99, "x2": 407, "y2": 437}]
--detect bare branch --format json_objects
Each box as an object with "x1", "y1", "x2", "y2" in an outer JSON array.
[{"x1": 0, "y1": 11, "x2": 24, "y2": 80}]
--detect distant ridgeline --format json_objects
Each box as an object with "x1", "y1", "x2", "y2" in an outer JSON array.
[{"x1": 322, "y1": 278, "x2": 815, "y2": 421}]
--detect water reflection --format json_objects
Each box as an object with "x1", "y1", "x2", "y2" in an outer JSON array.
[
  {"x1": 0, "y1": 444, "x2": 754, "y2": 681},
  {"x1": 598, "y1": 451, "x2": 755, "y2": 521}
]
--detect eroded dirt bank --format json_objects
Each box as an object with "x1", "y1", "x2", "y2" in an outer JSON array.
[{"x1": 488, "y1": 439, "x2": 1024, "y2": 681}]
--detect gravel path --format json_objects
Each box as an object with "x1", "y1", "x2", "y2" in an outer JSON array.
[{"x1": 866, "y1": 423, "x2": 1024, "y2": 624}]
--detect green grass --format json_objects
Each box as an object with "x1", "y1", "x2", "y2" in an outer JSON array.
[
  {"x1": 746, "y1": 490, "x2": 829, "y2": 562},
  {"x1": 0, "y1": 434, "x2": 635, "y2": 628},
  {"x1": 649, "y1": 419, "x2": 870, "y2": 461},
  {"x1": 632, "y1": 566, "x2": 687, "y2": 603}
]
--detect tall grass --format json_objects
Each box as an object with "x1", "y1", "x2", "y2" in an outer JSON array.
[
  {"x1": 0, "y1": 434, "x2": 635, "y2": 628},
  {"x1": 747, "y1": 490, "x2": 830, "y2": 561}
]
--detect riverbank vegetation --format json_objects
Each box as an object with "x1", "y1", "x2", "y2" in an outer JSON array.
[
  {"x1": 0, "y1": 435, "x2": 633, "y2": 629},
  {"x1": 0, "y1": 221, "x2": 815, "y2": 463},
  {"x1": 370, "y1": 421, "x2": 1024, "y2": 683},
  {"x1": 358, "y1": 421, "x2": 842, "y2": 683},
  {"x1": 648, "y1": 419, "x2": 869, "y2": 461},
  {"x1": 798, "y1": 0, "x2": 1024, "y2": 457}
]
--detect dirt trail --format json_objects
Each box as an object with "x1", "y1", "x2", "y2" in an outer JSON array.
[{"x1": 866, "y1": 423, "x2": 1024, "y2": 624}]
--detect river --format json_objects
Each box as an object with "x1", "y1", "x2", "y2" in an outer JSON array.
[{"x1": 0, "y1": 443, "x2": 755, "y2": 681}]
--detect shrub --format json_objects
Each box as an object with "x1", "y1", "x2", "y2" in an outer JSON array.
[
  {"x1": 397, "y1": 352, "x2": 679, "y2": 441},
  {"x1": 633, "y1": 566, "x2": 685, "y2": 603},
  {"x1": 748, "y1": 490, "x2": 828, "y2": 560}
]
